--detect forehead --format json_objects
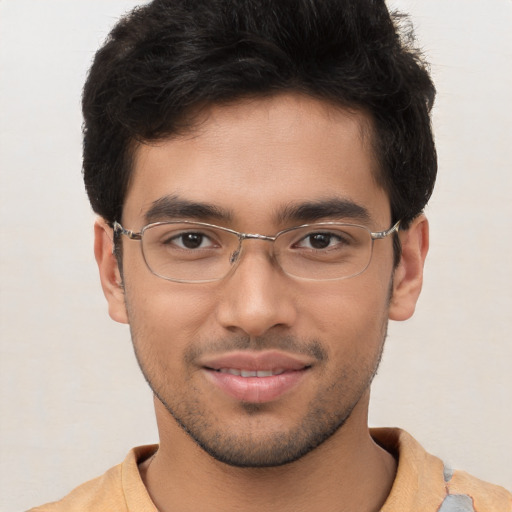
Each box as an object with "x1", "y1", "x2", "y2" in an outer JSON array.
[{"x1": 123, "y1": 93, "x2": 390, "y2": 228}]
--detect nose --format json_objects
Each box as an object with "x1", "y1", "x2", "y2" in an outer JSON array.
[{"x1": 215, "y1": 243, "x2": 297, "y2": 338}]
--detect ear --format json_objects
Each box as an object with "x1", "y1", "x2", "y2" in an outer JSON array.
[
  {"x1": 94, "y1": 218, "x2": 129, "y2": 324},
  {"x1": 388, "y1": 214, "x2": 429, "y2": 321}
]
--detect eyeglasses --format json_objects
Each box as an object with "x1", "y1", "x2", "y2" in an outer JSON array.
[{"x1": 113, "y1": 219, "x2": 401, "y2": 283}]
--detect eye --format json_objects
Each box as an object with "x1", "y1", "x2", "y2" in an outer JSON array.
[
  {"x1": 295, "y1": 231, "x2": 346, "y2": 250},
  {"x1": 166, "y1": 231, "x2": 216, "y2": 250}
]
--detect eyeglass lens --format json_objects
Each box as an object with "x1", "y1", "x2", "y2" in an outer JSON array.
[{"x1": 139, "y1": 222, "x2": 375, "y2": 282}]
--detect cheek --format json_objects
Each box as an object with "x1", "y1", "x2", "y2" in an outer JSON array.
[
  {"x1": 297, "y1": 274, "x2": 391, "y2": 364},
  {"x1": 300, "y1": 273, "x2": 391, "y2": 329},
  {"x1": 121, "y1": 251, "x2": 219, "y2": 354},
  {"x1": 124, "y1": 283, "x2": 219, "y2": 396}
]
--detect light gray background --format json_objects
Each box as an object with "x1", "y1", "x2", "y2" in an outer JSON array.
[{"x1": 1, "y1": 1, "x2": 511, "y2": 510}]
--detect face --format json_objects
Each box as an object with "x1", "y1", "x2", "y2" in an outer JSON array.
[{"x1": 98, "y1": 94, "x2": 424, "y2": 467}]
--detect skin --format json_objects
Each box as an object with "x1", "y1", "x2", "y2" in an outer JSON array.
[{"x1": 95, "y1": 93, "x2": 428, "y2": 512}]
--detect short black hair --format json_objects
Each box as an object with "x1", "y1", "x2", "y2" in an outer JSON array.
[{"x1": 82, "y1": 0, "x2": 436, "y2": 238}]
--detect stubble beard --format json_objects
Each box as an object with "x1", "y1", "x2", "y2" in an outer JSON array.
[{"x1": 129, "y1": 325, "x2": 388, "y2": 468}]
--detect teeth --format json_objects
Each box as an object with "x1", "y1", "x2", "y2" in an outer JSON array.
[
  {"x1": 256, "y1": 370, "x2": 273, "y2": 377},
  {"x1": 218, "y1": 368, "x2": 285, "y2": 377},
  {"x1": 219, "y1": 368, "x2": 242, "y2": 376}
]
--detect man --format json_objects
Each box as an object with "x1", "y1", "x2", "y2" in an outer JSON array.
[{"x1": 29, "y1": 0, "x2": 511, "y2": 510}]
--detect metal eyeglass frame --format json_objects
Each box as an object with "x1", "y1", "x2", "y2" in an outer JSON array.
[{"x1": 112, "y1": 219, "x2": 401, "y2": 283}]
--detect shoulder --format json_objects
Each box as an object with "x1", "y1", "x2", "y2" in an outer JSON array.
[
  {"x1": 444, "y1": 468, "x2": 512, "y2": 512},
  {"x1": 28, "y1": 464, "x2": 124, "y2": 512},
  {"x1": 372, "y1": 428, "x2": 512, "y2": 512},
  {"x1": 27, "y1": 445, "x2": 158, "y2": 512}
]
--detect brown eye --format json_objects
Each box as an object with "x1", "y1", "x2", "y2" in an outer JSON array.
[
  {"x1": 164, "y1": 232, "x2": 214, "y2": 250},
  {"x1": 295, "y1": 232, "x2": 345, "y2": 250},
  {"x1": 307, "y1": 233, "x2": 332, "y2": 249},
  {"x1": 180, "y1": 233, "x2": 205, "y2": 249}
]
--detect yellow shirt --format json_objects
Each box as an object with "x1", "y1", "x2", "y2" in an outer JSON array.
[{"x1": 28, "y1": 429, "x2": 512, "y2": 511}]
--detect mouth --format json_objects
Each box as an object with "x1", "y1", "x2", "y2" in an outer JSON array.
[
  {"x1": 211, "y1": 368, "x2": 291, "y2": 377},
  {"x1": 200, "y1": 351, "x2": 313, "y2": 403}
]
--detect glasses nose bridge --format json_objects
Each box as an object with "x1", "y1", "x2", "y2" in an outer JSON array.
[
  {"x1": 239, "y1": 233, "x2": 278, "y2": 255},
  {"x1": 230, "y1": 232, "x2": 278, "y2": 265},
  {"x1": 240, "y1": 232, "x2": 277, "y2": 243}
]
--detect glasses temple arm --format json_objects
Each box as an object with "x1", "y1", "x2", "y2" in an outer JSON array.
[
  {"x1": 371, "y1": 219, "x2": 401, "y2": 239},
  {"x1": 113, "y1": 221, "x2": 142, "y2": 240}
]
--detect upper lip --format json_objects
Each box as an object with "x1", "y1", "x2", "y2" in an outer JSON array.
[{"x1": 198, "y1": 350, "x2": 314, "y2": 372}]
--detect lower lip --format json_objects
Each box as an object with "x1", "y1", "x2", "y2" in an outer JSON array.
[{"x1": 204, "y1": 369, "x2": 307, "y2": 403}]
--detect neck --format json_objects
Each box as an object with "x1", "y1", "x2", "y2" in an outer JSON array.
[{"x1": 140, "y1": 396, "x2": 397, "y2": 512}]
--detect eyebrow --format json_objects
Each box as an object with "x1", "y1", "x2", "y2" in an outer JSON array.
[
  {"x1": 276, "y1": 198, "x2": 372, "y2": 225},
  {"x1": 144, "y1": 195, "x2": 233, "y2": 224},
  {"x1": 143, "y1": 195, "x2": 372, "y2": 227}
]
